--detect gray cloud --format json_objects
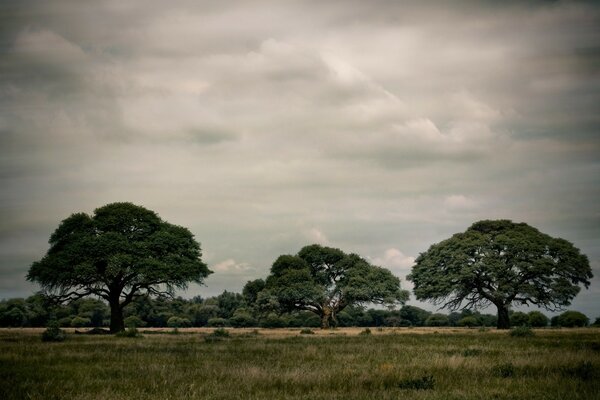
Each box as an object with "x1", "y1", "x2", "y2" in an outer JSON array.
[{"x1": 1, "y1": 0, "x2": 599, "y2": 317}]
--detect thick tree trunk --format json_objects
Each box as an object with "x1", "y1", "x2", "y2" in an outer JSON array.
[
  {"x1": 321, "y1": 307, "x2": 331, "y2": 329},
  {"x1": 496, "y1": 304, "x2": 510, "y2": 329},
  {"x1": 109, "y1": 300, "x2": 125, "y2": 333}
]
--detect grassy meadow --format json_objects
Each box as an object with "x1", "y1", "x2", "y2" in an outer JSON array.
[{"x1": 1, "y1": 327, "x2": 599, "y2": 400}]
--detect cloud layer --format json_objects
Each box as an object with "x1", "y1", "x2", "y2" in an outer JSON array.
[{"x1": 1, "y1": 1, "x2": 599, "y2": 316}]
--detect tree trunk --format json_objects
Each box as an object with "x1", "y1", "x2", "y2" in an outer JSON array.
[
  {"x1": 496, "y1": 304, "x2": 510, "y2": 329},
  {"x1": 321, "y1": 307, "x2": 331, "y2": 329},
  {"x1": 109, "y1": 299, "x2": 125, "y2": 333}
]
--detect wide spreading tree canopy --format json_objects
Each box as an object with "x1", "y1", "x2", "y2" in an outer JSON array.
[
  {"x1": 261, "y1": 244, "x2": 409, "y2": 328},
  {"x1": 27, "y1": 202, "x2": 211, "y2": 332},
  {"x1": 408, "y1": 220, "x2": 592, "y2": 329}
]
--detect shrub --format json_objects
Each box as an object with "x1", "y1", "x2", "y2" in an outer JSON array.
[
  {"x1": 58, "y1": 316, "x2": 73, "y2": 327},
  {"x1": 259, "y1": 313, "x2": 286, "y2": 328},
  {"x1": 359, "y1": 328, "x2": 372, "y2": 336},
  {"x1": 592, "y1": 317, "x2": 600, "y2": 327},
  {"x1": 458, "y1": 316, "x2": 478, "y2": 328},
  {"x1": 229, "y1": 312, "x2": 256, "y2": 328},
  {"x1": 528, "y1": 311, "x2": 548, "y2": 327},
  {"x1": 510, "y1": 326, "x2": 534, "y2": 337},
  {"x1": 70, "y1": 316, "x2": 91, "y2": 328},
  {"x1": 510, "y1": 312, "x2": 529, "y2": 327},
  {"x1": 167, "y1": 316, "x2": 192, "y2": 328},
  {"x1": 493, "y1": 362, "x2": 515, "y2": 378},
  {"x1": 300, "y1": 328, "x2": 314, "y2": 335},
  {"x1": 124, "y1": 315, "x2": 147, "y2": 328},
  {"x1": 115, "y1": 327, "x2": 142, "y2": 338},
  {"x1": 41, "y1": 321, "x2": 66, "y2": 342},
  {"x1": 207, "y1": 317, "x2": 228, "y2": 327},
  {"x1": 397, "y1": 375, "x2": 435, "y2": 390},
  {"x1": 555, "y1": 311, "x2": 589, "y2": 327},
  {"x1": 425, "y1": 313, "x2": 449, "y2": 327},
  {"x1": 211, "y1": 328, "x2": 230, "y2": 338}
]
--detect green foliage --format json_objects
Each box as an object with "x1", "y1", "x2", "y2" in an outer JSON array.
[
  {"x1": 528, "y1": 311, "x2": 549, "y2": 327},
  {"x1": 359, "y1": 328, "x2": 372, "y2": 335},
  {"x1": 462, "y1": 348, "x2": 482, "y2": 357},
  {"x1": 408, "y1": 220, "x2": 592, "y2": 329},
  {"x1": 458, "y1": 316, "x2": 478, "y2": 327},
  {"x1": 229, "y1": 309, "x2": 257, "y2": 327},
  {"x1": 207, "y1": 317, "x2": 228, "y2": 327},
  {"x1": 70, "y1": 316, "x2": 91, "y2": 327},
  {"x1": 205, "y1": 328, "x2": 230, "y2": 342},
  {"x1": 592, "y1": 317, "x2": 600, "y2": 327},
  {"x1": 167, "y1": 316, "x2": 191, "y2": 328},
  {"x1": 425, "y1": 313, "x2": 449, "y2": 327},
  {"x1": 510, "y1": 326, "x2": 535, "y2": 337},
  {"x1": 510, "y1": 311, "x2": 529, "y2": 327},
  {"x1": 115, "y1": 327, "x2": 142, "y2": 338},
  {"x1": 397, "y1": 375, "x2": 435, "y2": 390},
  {"x1": 124, "y1": 315, "x2": 147, "y2": 328},
  {"x1": 262, "y1": 244, "x2": 409, "y2": 328},
  {"x1": 554, "y1": 311, "x2": 589, "y2": 327},
  {"x1": 300, "y1": 328, "x2": 314, "y2": 334},
  {"x1": 260, "y1": 313, "x2": 286, "y2": 328},
  {"x1": 27, "y1": 202, "x2": 211, "y2": 333},
  {"x1": 41, "y1": 321, "x2": 66, "y2": 342}
]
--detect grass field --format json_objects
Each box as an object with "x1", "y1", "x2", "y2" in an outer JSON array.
[{"x1": 1, "y1": 327, "x2": 599, "y2": 400}]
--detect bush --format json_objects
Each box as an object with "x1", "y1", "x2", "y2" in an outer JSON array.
[
  {"x1": 510, "y1": 326, "x2": 534, "y2": 337},
  {"x1": 167, "y1": 316, "x2": 192, "y2": 328},
  {"x1": 229, "y1": 312, "x2": 257, "y2": 328},
  {"x1": 458, "y1": 316, "x2": 478, "y2": 328},
  {"x1": 42, "y1": 321, "x2": 66, "y2": 342},
  {"x1": 359, "y1": 328, "x2": 372, "y2": 336},
  {"x1": 528, "y1": 311, "x2": 548, "y2": 327},
  {"x1": 563, "y1": 361, "x2": 595, "y2": 381},
  {"x1": 124, "y1": 315, "x2": 147, "y2": 328},
  {"x1": 300, "y1": 328, "x2": 314, "y2": 335},
  {"x1": 205, "y1": 328, "x2": 230, "y2": 342},
  {"x1": 554, "y1": 311, "x2": 589, "y2": 327},
  {"x1": 207, "y1": 317, "x2": 228, "y2": 327},
  {"x1": 592, "y1": 317, "x2": 600, "y2": 327},
  {"x1": 425, "y1": 313, "x2": 449, "y2": 327},
  {"x1": 58, "y1": 316, "x2": 73, "y2": 327},
  {"x1": 115, "y1": 327, "x2": 142, "y2": 338},
  {"x1": 70, "y1": 316, "x2": 91, "y2": 328},
  {"x1": 510, "y1": 312, "x2": 529, "y2": 327},
  {"x1": 260, "y1": 313, "x2": 286, "y2": 328}
]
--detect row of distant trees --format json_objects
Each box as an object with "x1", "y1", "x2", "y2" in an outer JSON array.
[{"x1": 0, "y1": 292, "x2": 596, "y2": 329}]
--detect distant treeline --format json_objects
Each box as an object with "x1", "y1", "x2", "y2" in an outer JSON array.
[{"x1": 0, "y1": 292, "x2": 596, "y2": 329}]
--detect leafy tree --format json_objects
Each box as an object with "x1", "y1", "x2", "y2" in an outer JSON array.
[
  {"x1": 27, "y1": 202, "x2": 211, "y2": 332},
  {"x1": 399, "y1": 305, "x2": 431, "y2": 327},
  {"x1": 554, "y1": 310, "x2": 589, "y2": 327},
  {"x1": 528, "y1": 311, "x2": 549, "y2": 327},
  {"x1": 242, "y1": 279, "x2": 266, "y2": 306},
  {"x1": 458, "y1": 316, "x2": 478, "y2": 328},
  {"x1": 510, "y1": 311, "x2": 529, "y2": 327},
  {"x1": 425, "y1": 313, "x2": 450, "y2": 327},
  {"x1": 262, "y1": 244, "x2": 409, "y2": 328},
  {"x1": 408, "y1": 220, "x2": 592, "y2": 329}
]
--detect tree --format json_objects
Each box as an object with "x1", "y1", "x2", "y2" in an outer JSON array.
[
  {"x1": 262, "y1": 244, "x2": 409, "y2": 328},
  {"x1": 27, "y1": 202, "x2": 211, "y2": 332},
  {"x1": 528, "y1": 311, "x2": 548, "y2": 327},
  {"x1": 554, "y1": 310, "x2": 589, "y2": 327},
  {"x1": 408, "y1": 220, "x2": 592, "y2": 329},
  {"x1": 425, "y1": 313, "x2": 450, "y2": 327}
]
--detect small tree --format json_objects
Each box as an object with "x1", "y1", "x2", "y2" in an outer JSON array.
[
  {"x1": 408, "y1": 220, "x2": 592, "y2": 329},
  {"x1": 28, "y1": 202, "x2": 212, "y2": 332},
  {"x1": 510, "y1": 312, "x2": 529, "y2": 327},
  {"x1": 262, "y1": 244, "x2": 409, "y2": 328},
  {"x1": 555, "y1": 311, "x2": 589, "y2": 327},
  {"x1": 528, "y1": 311, "x2": 548, "y2": 327},
  {"x1": 425, "y1": 313, "x2": 450, "y2": 327}
]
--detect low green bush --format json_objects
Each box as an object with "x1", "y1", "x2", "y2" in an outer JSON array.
[
  {"x1": 115, "y1": 327, "x2": 142, "y2": 338},
  {"x1": 300, "y1": 328, "x2": 314, "y2": 335},
  {"x1": 359, "y1": 328, "x2": 372, "y2": 336},
  {"x1": 41, "y1": 321, "x2": 66, "y2": 342},
  {"x1": 510, "y1": 326, "x2": 534, "y2": 337},
  {"x1": 493, "y1": 362, "x2": 515, "y2": 378}
]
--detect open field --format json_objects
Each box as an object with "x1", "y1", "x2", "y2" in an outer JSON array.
[{"x1": 1, "y1": 327, "x2": 599, "y2": 400}]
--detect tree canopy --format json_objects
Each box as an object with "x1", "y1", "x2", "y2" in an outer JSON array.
[
  {"x1": 408, "y1": 220, "x2": 592, "y2": 329},
  {"x1": 260, "y1": 244, "x2": 409, "y2": 328},
  {"x1": 27, "y1": 202, "x2": 211, "y2": 332}
]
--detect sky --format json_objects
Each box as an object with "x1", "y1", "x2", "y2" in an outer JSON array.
[{"x1": 1, "y1": 0, "x2": 599, "y2": 318}]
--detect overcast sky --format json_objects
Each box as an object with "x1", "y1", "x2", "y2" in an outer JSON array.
[{"x1": 1, "y1": 0, "x2": 599, "y2": 318}]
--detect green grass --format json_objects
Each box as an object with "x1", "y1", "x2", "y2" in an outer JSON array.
[{"x1": 1, "y1": 328, "x2": 599, "y2": 399}]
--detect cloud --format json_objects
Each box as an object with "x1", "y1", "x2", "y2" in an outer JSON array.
[
  {"x1": 373, "y1": 248, "x2": 415, "y2": 274},
  {"x1": 211, "y1": 259, "x2": 253, "y2": 274},
  {"x1": 305, "y1": 228, "x2": 329, "y2": 245}
]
